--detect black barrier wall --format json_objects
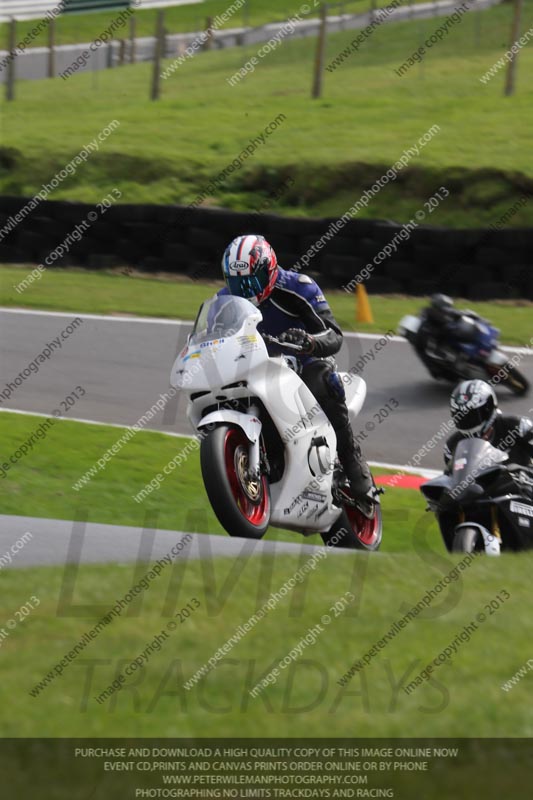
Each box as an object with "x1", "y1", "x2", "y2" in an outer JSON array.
[{"x1": 0, "y1": 195, "x2": 531, "y2": 299}]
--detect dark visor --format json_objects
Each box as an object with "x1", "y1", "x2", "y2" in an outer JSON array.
[
  {"x1": 454, "y1": 406, "x2": 485, "y2": 432},
  {"x1": 226, "y1": 264, "x2": 269, "y2": 299}
]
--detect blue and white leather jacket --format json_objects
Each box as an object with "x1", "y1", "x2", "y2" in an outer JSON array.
[{"x1": 218, "y1": 267, "x2": 343, "y2": 360}]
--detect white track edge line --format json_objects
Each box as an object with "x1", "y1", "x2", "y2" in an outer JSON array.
[
  {"x1": 1, "y1": 407, "x2": 441, "y2": 476},
  {"x1": 1, "y1": 307, "x2": 530, "y2": 354},
  {"x1": 0, "y1": 407, "x2": 187, "y2": 437}
]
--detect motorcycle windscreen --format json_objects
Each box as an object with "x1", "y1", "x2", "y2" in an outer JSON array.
[
  {"x1": 398, "y1": 314, "x2": 421, "y2": 336},
  {"x1": 189, "y1": 295, "x2": 262, "y2": 345},
  {"x1": 450, "y1": 438, "x2": 508, "y2": 493}
]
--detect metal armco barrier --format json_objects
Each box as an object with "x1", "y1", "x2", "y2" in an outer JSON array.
[{"x1": 0, "y1": 0, "x2": 201, "y2": 22}]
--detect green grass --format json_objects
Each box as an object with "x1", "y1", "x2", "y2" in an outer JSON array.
[
  {"x1": 2, "y1": 411, "x2": 532, "y2": 741},
  {"x1": 2, "y1": 547, "x2": 533, "y2": 739},
  {"x1": 2, "y1": 0, "x2": 533, "y2": 750},
  {"x1": 1, "y1": 266, "x2": 532, "y2": 345},
  {"x1": 0, "y1": 410, "x2": 429, "y2": 550},
  {"x1": 1, "y1": 3, "x2": 533, "y2": 226}
]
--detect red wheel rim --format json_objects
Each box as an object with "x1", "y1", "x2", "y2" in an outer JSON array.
[
  {"x1": 223, "y1": 428, "x2": 269, "y2": 526},
  {"x1": 345, "y1": 503, "x2": 380, "y2": 548}
]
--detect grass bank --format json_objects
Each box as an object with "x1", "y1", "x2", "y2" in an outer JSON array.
[
  {"x1": 1, "y1": 3, "x2": 532, "y2": 226},
  {"x1": 1, "y1": 547, "x2": 531, "y2": 738}
]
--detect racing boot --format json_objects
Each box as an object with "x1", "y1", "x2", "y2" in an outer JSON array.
[{"x1": 336, "y1": 428, "x2": 376, "y2": 518}]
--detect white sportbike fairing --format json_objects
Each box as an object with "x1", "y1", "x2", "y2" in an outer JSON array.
[{"x1": 171, "y1": 295, "x2": 381, "y2": 549}]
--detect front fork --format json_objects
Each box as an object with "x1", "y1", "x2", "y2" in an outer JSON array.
[
  {"x1": 458, "y1": 506, "x2": 502, "y2": 541},
  {"x1": 248, "y1": 438, "x2": 261, "y2": 477},
  {"x1": 247, "y1": 405, "x2": 262, "y2": 478}
]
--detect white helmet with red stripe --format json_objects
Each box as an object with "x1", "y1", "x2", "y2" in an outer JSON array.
[
  {"x1": 450, "y1": 380, "x2": 498, "y2": 437},
  {"x1": 221, "y1": 234, "x2": 278, "y2": 305}
]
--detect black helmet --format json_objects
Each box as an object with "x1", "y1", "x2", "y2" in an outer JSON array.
[
  {"x1": 450, "y1": 380, "x2": 498, "y2": 437},
  {"x1": 430, "y1": 293, "x2": 454, "y2": 311}
]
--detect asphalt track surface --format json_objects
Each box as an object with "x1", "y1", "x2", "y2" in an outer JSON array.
[
  {"x1": 2, "y1": 307, "x2": 532, "y2": 470},
  {"x1": 0, "y1": 514, "x2": 344, "y2": 569},
  {"x1": 1, "y1": 307, "x2": 532, "y2": 565}
]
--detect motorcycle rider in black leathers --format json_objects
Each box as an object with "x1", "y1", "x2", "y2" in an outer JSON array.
[
  {"x1": 219, "y1": 234, "x2": 376, "y2": 517},
  {"x1": 415, "y1": 294, "x2": 484, "y2": 378},
  {"x1": 445, "y1": 380, "x2": 533, "y2": 485}
]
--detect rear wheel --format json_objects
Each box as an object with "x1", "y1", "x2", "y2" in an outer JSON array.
[
  {"x1": 321, "y1": 500, "x2": 383, "y2": 551},
  {"x1": 200, "y1": 424, "x2": 270, "y2": 539},
  {"x1": 452, "y1": 526, "x2": 485, "y2": 553}
]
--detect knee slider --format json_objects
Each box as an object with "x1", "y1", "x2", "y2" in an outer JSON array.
[{"x1": 325, "y1": 370, "x2": 346, "y2": 402}]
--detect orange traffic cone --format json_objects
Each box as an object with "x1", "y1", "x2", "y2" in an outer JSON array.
[{"x1": 356, "y1": 283, "x2": 374, "y2": 324}]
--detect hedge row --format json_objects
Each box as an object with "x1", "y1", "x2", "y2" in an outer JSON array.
[{"x1": 0, "y1": 196, "x2": 531, "y2": 299}]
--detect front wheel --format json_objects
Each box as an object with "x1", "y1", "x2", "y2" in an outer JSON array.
[
  {"x1": 486, "y1": 361, "x2": 530, "y2": 396},
  {"x1": 321, "y1": 503, "x2": 383, "y2": 551},
  {"x1": 200, "y1": 424, "x2": 271, "y2": 539},
  {"x1": 452, "y1": 526, "x2": 486, "y2": 553},
  {"x1": 501, "y1": 365, "x2": 530, "y2": 396}
]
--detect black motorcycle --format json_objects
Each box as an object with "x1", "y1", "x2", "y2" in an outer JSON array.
[
  {"x1": 398, "y1": 313, "x2": 529, "y2": 396},
  {"x1": 420, "y1": 438, "x2": 533, "y2": 554}
]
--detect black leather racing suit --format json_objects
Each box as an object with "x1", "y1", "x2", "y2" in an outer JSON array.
[
  {"x1": 444, "y1": 413, "x2": 533, "y2": 497},
  {"x1": 415, "y1": 306, "x2": 482, "y2": 376}
]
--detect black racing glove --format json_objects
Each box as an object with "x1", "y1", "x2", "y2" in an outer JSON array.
[{"x1": 278, "y1": 328, "x2": 316, "y2": 354}]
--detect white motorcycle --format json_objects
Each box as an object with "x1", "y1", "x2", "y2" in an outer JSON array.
[{"x1": 171, "y1": 294, "x2": 382, "y2": 550}]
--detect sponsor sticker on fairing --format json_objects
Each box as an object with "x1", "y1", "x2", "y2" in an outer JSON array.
[
  {"x1": 302, "y1": 490, "x2": 327, "y2": 503},
  {"x1": 183, "y1": 350, "x2": 201, "y2": 361},
  {"x1": 237, "y1": 334, "x2": 259, "y2": 353},
  {"x1": 510, "y1": 501, "x2": 533, "y2": 518}
]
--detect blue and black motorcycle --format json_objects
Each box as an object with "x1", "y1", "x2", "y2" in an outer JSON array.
[{"x1": 398, "y1": 311, "x2": 529, "y2": 396}]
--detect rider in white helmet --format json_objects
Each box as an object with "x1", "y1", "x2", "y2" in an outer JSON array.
[
  {"x1": 219, "y1": 234, "x2": 376, "y2": 517},
  {"x1": 445, "y1": 379, "x2": 533, "y2": 473}
]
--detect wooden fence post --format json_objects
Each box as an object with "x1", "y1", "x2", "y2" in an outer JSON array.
[
  {"x1": 311, "y1": 4, "x2": 327, "y2": 99},
  {"x1": 504, "y1": 0, "x2": 524, "y2": 96},
  {"x1": 151, "y1": 10, "x2": 165, "y2": 101},
  {"x1": 48, "y1": 16, "x2": 56, "y2": 78},
  {"x1": 130, "y1": 15, "x2": 136, "y2": 63},
  {"x1": 6, "y1": 18, "x2": 16, "y2": 102},
  {"x1": 204, "y1": 16, "x2": 214, "y2": 50}
]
